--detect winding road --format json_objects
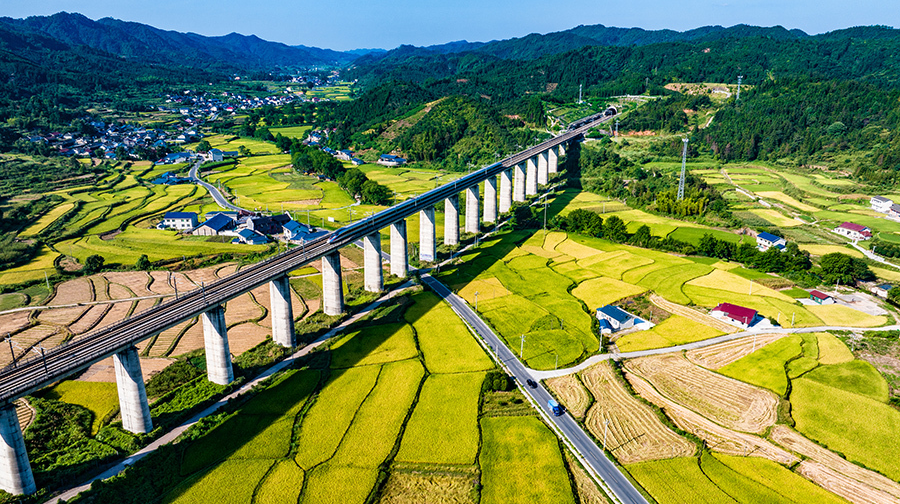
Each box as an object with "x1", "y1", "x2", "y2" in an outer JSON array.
[{"x1": 189, "y1": 160, "x2": 246, "y2": 212}]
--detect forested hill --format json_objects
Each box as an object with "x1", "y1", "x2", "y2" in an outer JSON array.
[{"x1": 0, "y1": 12, "x2": 356, "y2": 72}]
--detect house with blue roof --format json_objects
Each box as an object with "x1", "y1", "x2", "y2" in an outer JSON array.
[
  {"x1": 596, "y1": 305, "x2": 636, "y2": 333},
  {"x1": 232, "y1": 229, "x2": 268, "y2": 245},
  {"x1": 756, "y1": 232, "x2": 787, "y2": 252},
  {"x1": 192, "y1": 213, "x2": 236, "y2": 236},
  {"x1": 377, "y1": 154, "x2": 407, "y2": 167}
]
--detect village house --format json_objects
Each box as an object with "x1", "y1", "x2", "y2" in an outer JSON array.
[
  {"x1": 160, "y1": 212, "x2": 198, "y2": 231},
  {"x1": 232, "y1": 228, "x2": 268, "y2": 245},
  {"x1": 871, "y1": 283, "x2": 893, "y2": 299},
  {"x1": 595, "y1": 305, "x2": 636, "y2": 334},
  {"x1": 377, "y1": 154, "x2": 407, "y2": 167},
  {"x1": 809, "y1": 290, "x2": 835, "y2": 305},
  {"x1": 833, "y1": 222, "x2": 872, "y2": 241},
  {"x1": 889, "y1": 204, "x2": 900, "y2": 220},
  {"x1": 192, "y1": 213, "x2": 236, "y2": 236},
  {"x1": 756, "y1": 232, "x2": 787, "y2": 252},
  {"x1": 710, "y1": 303, "x2": 760, "y2": 329},
  {"x1": 871, "y1": 196, "x2": 894, "y2": 213}
]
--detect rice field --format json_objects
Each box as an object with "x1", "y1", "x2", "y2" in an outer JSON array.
[
  {"x1": 718, "y1": 335, "x2": 803, "y2": 395},
  {"x1": 580, "y1": 362, "x2": 694, "y2": 463},
  {"x1": 615, "y1": 315, "x2": 724, "y2": 353},
  {"x1": 625, "y1": 354, "x2": 778, "y2": 434},
  {"x1": 479, "y1": 416, "x2": 575, "y2": 504}
]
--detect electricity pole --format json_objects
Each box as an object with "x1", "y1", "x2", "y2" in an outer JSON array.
[
  {"x1": 520, "y1": 334, "x2": 526, "y2": 359},
  {"x1": 677, "y1": 138, "x2": 688, "y2": 201},
  {"x1": 603, "y1": 418, "x2": 610, "y2": 451}
]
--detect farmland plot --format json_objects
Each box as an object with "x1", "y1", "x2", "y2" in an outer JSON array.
[
  {"x1": 625, "y1": 354, "x2": 778, "y2": 434},
  {"x1": 580, "y1": 363, "x2": 694, "y2": 463}
]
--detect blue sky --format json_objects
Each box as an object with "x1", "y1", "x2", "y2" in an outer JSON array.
[{"x1": 2, "y1": 0, "x2": 897, "y2": 51}]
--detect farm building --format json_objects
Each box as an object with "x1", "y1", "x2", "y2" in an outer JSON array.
[
  {"x1": 206, "y1": 148, "x2": 224, "y2": 162},
  {"x1": 161, "y1": 212, "x2": 198, "y2": 231},
  {"x1": 596, "y1": 305, "x2": 636, "y2": 332},
  {"x1": 809, "y1": 290, "x2": 835, "y2": 305},
  {"x1": 335, "y1": 149, "x2": 354, "y2": 161},
  {"x1": 871, "y1": 283, "x2": 893, "y2": 299},
  {"x1": 710, "y1": 303, "x2": 760, "y2": 329},
  {"x1": 232, "y1": 229, "x2": 268, "y2": 245},
  {"x1": 833, "y1": 222, "x2": 872, "y2": 241},
  {"x1": 756, "y1": 232, "x2": 786, "y2": 252},
  {"x1": 283, "y1": 221, "x2": 329, "y2": 244},
  {"x1": 890, "y1": 204, "x2": 900, "y2": 220},
  {"x1": 377, "y1": 154, "x2": 407, "y2": 167},
  {"x1": 151, "y1": 172, "x2": 191, "y2": 185},
  {"x1": 247, "y1": 214, "x2": 291, "y2": 236},
  {"x1": 192, "y1": 213, "x2": 236, "y2": 236},
  {"x1": 871, "y1": 196, "x2": 893, "y2": 213}
]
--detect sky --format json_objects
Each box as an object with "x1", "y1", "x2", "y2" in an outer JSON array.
[{"x1": 2, "y1": 0, "x2": 898, "y2": 51}]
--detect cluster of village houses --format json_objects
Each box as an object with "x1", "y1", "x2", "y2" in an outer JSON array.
[{"x1": 159, "y1": 211, "x2": 328, "y2": 246}]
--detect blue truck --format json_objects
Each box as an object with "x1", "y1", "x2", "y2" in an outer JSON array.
[{"x1": 548, "y1": 399, "x2": 564, "y2": 416}]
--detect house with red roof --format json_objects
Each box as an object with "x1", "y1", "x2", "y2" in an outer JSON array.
[
  {"x1": 710, "y1": 303, "x2": 760, "y2": 329},
  {"x1": 809, "y1": 290, "x2": 835, "y2": 305},
  {"x1": 833, "y1": 222, "x2": 872, "y2": 241}
]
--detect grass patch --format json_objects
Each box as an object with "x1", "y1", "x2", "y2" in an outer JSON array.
[
  {"x1": 396, "y1": 372, "x2": 484, "y2": 465},
  {"x1": 479, "y1": 416, "x2": 575, "y2": 504}
]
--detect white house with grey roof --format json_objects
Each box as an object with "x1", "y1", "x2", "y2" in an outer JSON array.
[{"x1": 871, "y1": 196, "x2": 893, "y2": 213}]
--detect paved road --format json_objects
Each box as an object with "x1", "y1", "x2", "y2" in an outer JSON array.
[
  {"x1": 189, "y1": 161, "x2": 246, "y2": 212},
  {"x1": 421, "y1": 275, "x2": 647, "y2": 504},
  {"x1": 851, "y1": 241, "x2": 900, "y2": 269}
]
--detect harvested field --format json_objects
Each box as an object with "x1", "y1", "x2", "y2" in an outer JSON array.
[
  {"x1": 224, "y1": 293, "x2": 263, "y2": 327},
  {"x1": 107, "y1": 282, "x2": 132, "y2": 301},
  {"x1": 148, "y1": 271, "x2": 175, "y2": 294},
  {"x1": 15, "y1": 399, "x2": 33, "y2": 431},
  {"x1": 96, "y1": 301, "x2": 134, "y2": 329},
  {"x1": 770, "y1": 425, "x2": 900, "y2": 500},
  {"x1": 184, "y1": 266, "x2": 222, "y2": 286},
  {"x1": 69, "y1": 304, "x2": 111, "y2": 334},
  {"x1": 564, "y1": 454, "x2": 608, "y2": 504},
  {"x1": 36, "y1": 306, "x2": 88, "y2": 325},
  {"x1": 625, "y1": 354, "x2": 778, "y2": 434},
  {"x1": 90, "y1": 277, "x2": 109, "y2": 301},
  {"x1": 216, "y1": 264, "x2": 239, "y2": 278},
  {"x1": 8, "y1": 325, "x2": 59, "y2": 362},
  {"x1": 649, "y1": 294, "x2": 738, "y2": 334},
  {"x1": 250, "y1": 285, "x2": 272, "y2": 328},
  {"x1": 226, "y1": 322, "x2": 271, "y2": 354},
  {"x1": 798, "y1": 461, "x2": 899, "y2": 504},
  {"x1": 545, "y1": 375, "x2": 591, "y2": 420},
  {"x1": 686, "y1": 334, "x2": 786, "y2": 369},
  {"x1": 0, "y1": 311, "x2": 33, "y2": 334},
  {"x1": 627, "y1": 371, "x2": 796, "y2": 465},
  {"x1": 76, "y1": 356, "x2": 174, "y2": 383},
  {"x1": 168, "y1": 320, "x2": 205, "y2": 356},
  {"x1": 581, "y1": 363, "x2": 694, "y2": 464},
  {"x1": 49, "y1": 278, "x2": 93, "y2": 305},
  {"x1": 378, "y1": 471, "x2": 476, "y2": 504},
  {"x1": 103, "y1": 271, "x2": 154, "y2": 296}
]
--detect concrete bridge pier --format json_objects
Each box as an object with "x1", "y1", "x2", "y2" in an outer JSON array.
[
  {"x1": 269, "y1": 275, "x2": 295, "y2": 347},
  {"x1": 364, "y1": 232, "x2": 383, "y2": 292},
  {"x1": 537, "y1": 151, "x2": 549, "y2": 185},
  {"x1": 0, "y1": 404, "x2": 35, "y2": 495},
  {"x1": 390, "y1": 221, "x2": 408, "y2": 278},
  {"x1": 513, "y1": 163, "x2": 526, "y2": 203},
  {"x1": 419, "y1": 207, "x2": 436, "y2": 262},
  {"x1": 484, "y1": 176, "x2": 497, "y2": 224},
  {"x1": 202, "y1": 305, "x2": 233, "y2": 385},
  {"x1": 526, "y1": 157, "x2": 538, "y2": 196},
  {"x1": 322, "y1": 252, "x2": 344, "y2": 316},
  {"x1": 499, "y1": 169, "x2": 513, "y2": 213},
  {"x1": 444, "y1": 194, "x2": 459, "y2": 246},
  {"x1": 113, "y1": 346, "x2": 153, "y2": 434},
  {"x1": 558, "y1": 143, "x2": 566, "y2": 157},
  {"x1": 465, "y1": 186, "x2": 479, "y2": 234},
  {"x1": 548, "y1": 146, "x2": 559, "y2": 174}
]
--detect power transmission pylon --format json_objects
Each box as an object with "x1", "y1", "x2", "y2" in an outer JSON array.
[
  {"x1": 737, "y1": 75, "x2": 743, "y2": 101},
  {"x1": 677, "y1": 138, "x2": 689, "y2": 201}
]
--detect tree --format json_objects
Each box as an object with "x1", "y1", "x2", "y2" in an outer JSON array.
[
  {"x1": 360, "y1": 180, "x2": 392, "y2": 205},
  {"x1": 604, "y1": 215, "x2": 627, "y2": 242},
  {"x1": 135, "y1": 254, "x2": 151, "y2": 271},
  {"x1": 196, "y1": 140, "x2": 212, "y2": 153},
  {"x1": 84, "y1": 255, "x2": 105, "y2": 274},
  {"x1": 819, "y1": 252, "x2": 874, "y2": 285},
  {"x1": 630, "y1": 225, "x2": 652, "y2": 247},
  {"x1": 888, "y1": 287, "x2": 900, "y2": 306}
]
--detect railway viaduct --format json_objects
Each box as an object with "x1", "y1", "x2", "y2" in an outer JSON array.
[{"x1": 0, "y1": 111, "x2": 615, "y2": 495}]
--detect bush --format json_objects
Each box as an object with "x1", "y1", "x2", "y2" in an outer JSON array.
[{"x1": 483, "y1": 370, "x2": 512, "y2": 392}]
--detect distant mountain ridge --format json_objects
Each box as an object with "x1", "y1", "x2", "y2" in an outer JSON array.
[{"x1": 0, "y1": 12, "x2": 357, "y2": 72}]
